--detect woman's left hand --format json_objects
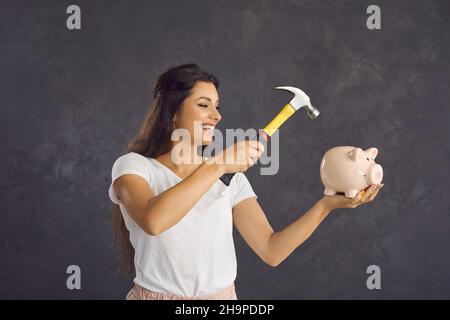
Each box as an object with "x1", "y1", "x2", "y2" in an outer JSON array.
[{"x1": 320, "y1": 184, "x2": 384, "y2": 212}]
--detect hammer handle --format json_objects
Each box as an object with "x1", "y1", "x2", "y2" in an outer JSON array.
[{"x1": 219, "y1": 130, "x2": 268, "y2": 186}]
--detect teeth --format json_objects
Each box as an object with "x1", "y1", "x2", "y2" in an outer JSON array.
[{"x1": 202, "y1": 125, "x2": 215, "y2": 129}]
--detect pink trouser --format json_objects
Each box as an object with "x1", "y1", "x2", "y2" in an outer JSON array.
[{"x1": 126, "y1": 282, "x2": 238, "y2": 300}]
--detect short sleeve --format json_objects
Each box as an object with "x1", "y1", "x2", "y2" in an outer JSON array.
[
  {"x1": 231, "y1": 172, "x2": 257, "y2": 207},
  {"x1": 108, "y1": 152, "x2": 151, "y2": 204}
]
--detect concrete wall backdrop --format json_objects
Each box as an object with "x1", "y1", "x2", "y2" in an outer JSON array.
[{"x1": 1, "y1": 0, "x2": 449, "y2": 299}]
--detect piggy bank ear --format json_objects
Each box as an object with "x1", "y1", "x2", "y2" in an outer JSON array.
[
  {"x1": 348, "y1": 148, "x2": 362, "y2": 161},
  {"x1": 365, "y1": 147, "x2": 378, "y2": 159}
]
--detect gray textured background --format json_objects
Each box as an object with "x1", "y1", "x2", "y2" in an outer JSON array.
[{"x1": 1, "y1": 0, "x2": 449, "y2": 299}]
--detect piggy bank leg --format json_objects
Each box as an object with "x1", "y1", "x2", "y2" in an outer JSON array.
[
  {"x1": 345, "y1": 190, "x2": 359, "y2": 198},
  {"x1": 324, "y1": 188, "x2": 337, "y2": 196}
]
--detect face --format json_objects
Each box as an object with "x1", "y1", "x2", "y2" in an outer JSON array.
[{"x1": 173, "y1": 81, "x2": 221, "y2": 146}]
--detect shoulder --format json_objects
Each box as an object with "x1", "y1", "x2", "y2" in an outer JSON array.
[
  {"x1": 114, "y1": 151, "x2": 148, "y2": 164},
  {"x1": 229, "y1": 172, "x2": 257, "y2": 206},
  {"x1": 111, "y1": 152, "x2": 153, "y2": 180},
  {"x1": 113, "y1": 152, "x2": 151, "y2": 168},
  {"x1": 109, "y1": 152, "x2": 154, "y2": 204},
  {"x1": 231, "y1": 172, "x2": 250, "y2": 187}
]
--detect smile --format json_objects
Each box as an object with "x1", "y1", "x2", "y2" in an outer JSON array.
[{"x1": 201, "y1": 124, "x2": 215, "y2": 130}]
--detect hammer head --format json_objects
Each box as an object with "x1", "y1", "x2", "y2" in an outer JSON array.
[{"x1": 275, "y1": 86, "x2": 320, "y2": 119}]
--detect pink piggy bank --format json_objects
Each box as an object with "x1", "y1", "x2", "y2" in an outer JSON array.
[{"x1": 320, "y1": 146, "x2": 383, "y2": 198}]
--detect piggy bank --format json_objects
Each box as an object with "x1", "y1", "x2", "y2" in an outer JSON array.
[{"x1": 320, "y1": 146, "x2": 383, "y2": 198}]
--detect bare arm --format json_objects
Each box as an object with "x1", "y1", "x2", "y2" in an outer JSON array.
[
  {"x1": 264, "y1": 199, "x2": 330, "y2": 267},
  {"x1": 114, "y1": 162, "x2": 224, "y2": 236},
  {"x1": 113, "y1": 140, "x2": 264, "y2": 236},
  {"x1": 233, "y1": 184, "x2": 383, "y2": 267},
  {"x1": 233, "y1": 197, "x2": 328, "y2": 267}
]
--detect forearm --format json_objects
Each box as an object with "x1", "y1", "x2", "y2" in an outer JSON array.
[
  {"x1": 146, "y1": 162, "x2": 224, "y2": 234},
  {"x1": 265, "y1": 198, "x2": 331, "y2": 266}
]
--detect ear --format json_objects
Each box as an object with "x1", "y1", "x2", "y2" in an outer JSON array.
[
  {"x1": 365, "y1": 147, "x2": 378, "y2": 159},
  {"x1": 348, "y1": 148, "x2": 362, "y2": 161}
]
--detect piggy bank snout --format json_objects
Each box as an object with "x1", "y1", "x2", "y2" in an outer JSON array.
[{"x1": 367, "y1": 164, "x2": 383, "y2": 185}]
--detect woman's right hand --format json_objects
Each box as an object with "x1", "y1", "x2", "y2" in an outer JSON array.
[{"x1": 208, "y1": 140, "x2": 265, "y2": 174}]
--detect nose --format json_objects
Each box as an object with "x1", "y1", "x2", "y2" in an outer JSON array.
[
  {"x1": 367, "y1": 164, "x2": 383, "y2": 185},
  {"x1": 209, "y1": 106, "x2": 221, "y2": 123}
]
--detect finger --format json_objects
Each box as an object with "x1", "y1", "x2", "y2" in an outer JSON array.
[
  {"x1": 258, "y1": 143, "x2": 265, "y2": 157},
  {"x1": 243, "y1": 141, "x2": 252, "y2": 154},
  {"x1": 368, "y1": 184, "x2": 383, "y2": 201},
  {"x1": 244, "y1": 147, "x2": 255, "y2": 165},
  {"x1": 248, "y1": 147, "x2": 259, "y2": 156},
  {"x1": 248, "y1": 148, "x2": 260, "y2": 161},
  {"x1": 248, "y1": 140, "x2": 263, "y2": 152},
  {"x1": 361, "y1": 185, "x2": 378, "y2": 202},
  {"x1": 367, "y1": 190, "x2": 379, "y2": 202},
  {"x1": 250, "y1": 140, "x2": 265, "y2": 153},
  {"x1": 256, "y1": 141, "x2": 265, "y2": 153},
  {"x1": 236, "y1": 148, "x2": 247, "y2": 165},
  {"x1": 351, "y1": 191, "x2": 363, "y2": 204},
  {"x1": 363, "y1": 184, "x2": 381, "y2": 199}
]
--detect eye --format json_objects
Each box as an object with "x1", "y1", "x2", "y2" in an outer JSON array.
[
  {"x1": 198, "y1": 104, "x2": 208, "y2": 108},
  {"x1": 366, "y1": 158, "x2": 370, "y2": 161},
  {"x1": 216, "y1": 105, "x2": 221, "y2": 110}
]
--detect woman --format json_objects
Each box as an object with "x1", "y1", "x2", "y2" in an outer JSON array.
[{"x1": 108, "y1": 63, "x2": 383, "y2": 300}]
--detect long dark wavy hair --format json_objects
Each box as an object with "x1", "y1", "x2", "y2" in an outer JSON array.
[{"x1": 111, "y1": 63, "x2": 219, "y2": 276}]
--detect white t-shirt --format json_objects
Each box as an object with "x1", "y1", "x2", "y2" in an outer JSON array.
[{"x1": 108, "y1": 152, "x2": 257, "y2": 296}]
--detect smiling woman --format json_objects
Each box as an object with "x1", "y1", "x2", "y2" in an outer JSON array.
[
  {"x1": 108, "y1": 63, "x2": 382, "y2": 301},
  {"x1": 171, "y1": 81, "x2": 221, "y2": 149},
  {"x1": 109, "y1": 63, "x2": 262, "y2": 300}
]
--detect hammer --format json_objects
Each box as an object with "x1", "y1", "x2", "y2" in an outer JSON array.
[{"x1": 219, "y1": 86, "x2": 320, "y2": 186}]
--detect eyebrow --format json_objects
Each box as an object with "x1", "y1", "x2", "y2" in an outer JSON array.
[{"x1": 197, "y1": 96, "x2": 220, "y2": 104}]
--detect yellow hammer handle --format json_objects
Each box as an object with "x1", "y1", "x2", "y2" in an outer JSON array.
[{"x1": 263, "y1": 103, "x2": 297, "y2": 137}]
